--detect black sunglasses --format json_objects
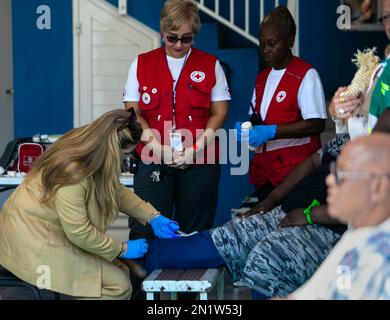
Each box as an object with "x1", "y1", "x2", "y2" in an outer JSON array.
[
  {"x1": 166, "y1": 35, "x2": 193, "y2": 44},
  {"x1": 117, "y1": 108, "x2": 137, "y2": 132}
]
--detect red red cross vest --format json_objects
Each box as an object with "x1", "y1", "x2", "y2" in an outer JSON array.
[
  {"x1": 135, "y1": 47, "x2": 218, "y2": 163},
  {"x1": 250, "y1": 57, "x2": 322, "y2": 187}
]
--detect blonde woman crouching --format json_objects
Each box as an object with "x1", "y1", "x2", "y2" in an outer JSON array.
[{"x1": 0, "y1": 109, "x2": 179, "y2": 300}]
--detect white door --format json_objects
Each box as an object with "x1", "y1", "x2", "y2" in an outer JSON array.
[
  {"x1": 73, "y1": 0, "x2": 160, "y2": 127},
  {"x1": 0, "y1": 0, "x2": 14, "y2": 155}
]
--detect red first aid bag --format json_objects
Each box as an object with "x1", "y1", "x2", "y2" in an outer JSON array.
[{"x1": 17, "y1": 143, "x2": 44, "y2": 173}]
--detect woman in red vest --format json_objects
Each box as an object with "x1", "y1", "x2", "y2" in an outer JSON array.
[
  {"x1": 123, "y1": 0, "x2": 231, "y2": 239},
  {"x1": 236, "y1": 6, "x2": 326, "y2": 204}
]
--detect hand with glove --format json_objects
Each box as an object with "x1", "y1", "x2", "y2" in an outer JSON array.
[
  {"x1": 150, "y1": 214, "x2": 180, "y2": 239},
  {"x1": 119, "y1": 239, "x2": 148, "y2": 259},
  {"x1": 249, "y1": 124, "x2": 277, "y2": 147},
  {"x1": 235, "y1": 121, "x2": 277, "y2": 147}
]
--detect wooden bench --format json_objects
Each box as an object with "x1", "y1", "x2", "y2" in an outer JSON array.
[{"x1": 142, "y1": 268, "x2": 225, "y2": 300}]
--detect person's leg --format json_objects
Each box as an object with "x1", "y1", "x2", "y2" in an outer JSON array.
[
  {"x1": 130, "y1": 163, "x2": 175, "y2": 239},
  {"x1": 236, "y1": 225, "x2": 342, "y2": 298},
  {"x1": 144, "y1": 230, "x2": 225, "y2": 274},
  {"x1": 211, "y1": 206, "x2": 286, "y2": 283},
  {"x1": 174, "y1": 164, "x2": 221, "y2": 234},
  {"x1": 82, "y1": 259, "x2": 132, "y2": 300}
]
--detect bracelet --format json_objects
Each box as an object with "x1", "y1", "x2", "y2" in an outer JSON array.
[
  {"x1": 303, "y1": 199, "x2": 320, "y2": 225},
  {"x1": 147, "y1": 211, "x2": 161, "y2": 224}
]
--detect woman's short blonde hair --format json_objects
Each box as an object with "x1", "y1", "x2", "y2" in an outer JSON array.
[{"x1": 160, "y1": 0, "x2": 201, "y2": 35}]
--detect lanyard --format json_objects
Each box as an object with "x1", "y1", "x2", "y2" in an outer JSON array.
[{"x1": 164, "y1": 49, "x2": 190, "y2": 131}]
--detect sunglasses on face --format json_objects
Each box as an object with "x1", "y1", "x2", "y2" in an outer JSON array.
[{"x1": 166, "y1": 34, "x2": 193, "y2": 44}]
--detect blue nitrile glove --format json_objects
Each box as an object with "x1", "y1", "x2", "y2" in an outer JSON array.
[
  {"x1": 150, "y1": 215, "x2": 180, "y2": 239},
  {"x1": 248, "y1": 125, "x2": 277, "y2": 147},
  {"x1": 119, "y1": 239, "x2": 148, "y2": 259}
]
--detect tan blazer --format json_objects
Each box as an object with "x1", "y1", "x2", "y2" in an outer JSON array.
[{"x1": 0, "y1": 176, "x2": 156, "y2": 297}]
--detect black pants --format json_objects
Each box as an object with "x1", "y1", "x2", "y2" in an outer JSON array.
[{"x1": 129, "y1": 163, "x2": 221, "y2": 239}]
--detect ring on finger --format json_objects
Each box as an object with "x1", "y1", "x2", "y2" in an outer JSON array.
[{"x1": 338, "y1": 108, "x2": 346, "y2": 115}]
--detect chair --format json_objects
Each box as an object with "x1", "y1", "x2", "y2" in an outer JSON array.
[{"x1": 0, "y1": 265, "x2": 60, "y2": 300}]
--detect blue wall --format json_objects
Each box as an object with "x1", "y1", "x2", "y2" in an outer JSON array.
[
  {"x1": 10, "y1": 0, "x2": 389, "y2": 226},
  {"x1": 300, "y1": 0, "x2": 388, "y2": 98},
  {"x1": 12, "y1": 0, "x2": 73, "y2": 137}
]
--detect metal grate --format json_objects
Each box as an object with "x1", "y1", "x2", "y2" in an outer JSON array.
[{"x1": 155, "y1": 269, "x2": 207, "y2": 281}]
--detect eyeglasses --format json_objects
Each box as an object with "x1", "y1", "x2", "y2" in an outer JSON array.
[
  {"x1": 378, "y1": 14, "x2": 390, "y2": 25},
  {"x1": 117, "y1": 107, "x2": 137, "y2": 132},
  {"x1": 330, "y1": 161, "x2": 390, "y2": 185},
  {"x1": 166, "y1": 35, "x2": 193, "y2": 44}
]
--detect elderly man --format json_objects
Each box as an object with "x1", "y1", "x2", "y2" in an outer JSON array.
[{"x1": 290, "y1": 133, "x2": 390, "y2": 300}]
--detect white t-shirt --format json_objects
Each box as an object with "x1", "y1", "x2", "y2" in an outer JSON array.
[
  {"x1": 292, "y1": 218, "x2": 390, "y2": 300},
  {"x1": 248, "y1": 68, "x2": 327, "y2": 120},
  {"x1": 122, "y1": 49, "x2": 231, "y2": 102}
]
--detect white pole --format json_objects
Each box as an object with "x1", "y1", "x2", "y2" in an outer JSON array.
[
  {"x1": 287, "y1": 0, "x2": 300, "y2": 56},
  {"x1": 215, "y1": 0, "x2": 220, "y2": 15},
  {"x1": 245, "y1": 0, "x2": 249, "y2": 33},
  {"x1": 260, "y1": 0, "x2": 264, "y2": 23},
  {"x1": 275, "y1": 0, "x2": 279, "y2": 8},
  {"x1": 230, "y1": 0, "x2": 235, "y2": 24},
  {"x1": 118, "y1": 0, "x2": 127, "y2": 15}
]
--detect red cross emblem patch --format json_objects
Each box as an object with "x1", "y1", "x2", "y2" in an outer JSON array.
[
  {"x1": 276, "y1": 91, "x2": 287, "y2": 103},
  {"x1": 190, "y1": 71, "x2": 206, "y2": 83}
]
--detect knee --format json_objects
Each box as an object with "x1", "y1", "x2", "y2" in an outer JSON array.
[{"x1": 116, "y1": 279, "x2": 132, "y2": 300}]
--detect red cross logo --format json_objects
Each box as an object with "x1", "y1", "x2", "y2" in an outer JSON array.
[
  {"x1": 191, "y1": 71, "x2": 206, "y2": 83},
  {"x1": 276, "y1": 91, "x2": 287, "y2": 103}
]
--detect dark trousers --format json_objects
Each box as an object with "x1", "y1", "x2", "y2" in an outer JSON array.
[
  {"x1": 145, "y1": 231, "x2": 225, "y2": 274},
  {"x1": 129, "y1": 163, "x2": 221, "y2": 239}
]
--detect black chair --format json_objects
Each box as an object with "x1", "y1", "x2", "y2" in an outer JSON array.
[{"x1": 0, "y1": 265, "x2": 60, "y2": 300}]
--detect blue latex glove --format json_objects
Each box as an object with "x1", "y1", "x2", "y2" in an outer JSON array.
[
  {"x1": 120, "y1": 239, "x2": 148, "y2": 259},
  {"x1": 248, "y1": 125, "x2": 277, "y2": 147},
  {"x1": 150, "y1": 215, "x2": 180, "y2": 239}
]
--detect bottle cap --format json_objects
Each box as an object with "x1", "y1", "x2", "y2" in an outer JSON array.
[{"x1": 241, "y1": 121, "x2": 253, "y2": 130}]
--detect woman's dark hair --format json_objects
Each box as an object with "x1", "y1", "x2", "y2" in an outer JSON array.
[{"x1": 261, "y1": 6, "x2": 296, "y2": 40}]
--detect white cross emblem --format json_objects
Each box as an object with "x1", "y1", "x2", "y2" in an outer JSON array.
[
  {"x1": 190, "y1": 71, "x2": 206, "y2": 83},
  {"x1": 276, "y1": 91, "x2": 287, "y2": 103},
  {"x1": 142, "y1": 92, "x2": 151, "y2": 105}
]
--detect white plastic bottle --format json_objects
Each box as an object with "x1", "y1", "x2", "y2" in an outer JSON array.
[{"x1": 241, "y1": 121, "x2": 257, "y2": 151}]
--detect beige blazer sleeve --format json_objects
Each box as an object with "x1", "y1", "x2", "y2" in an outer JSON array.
[
  {"x1": 117, "y1": 183, "x2": 156, "y2": 226},
  {"x1": 54, "y1": 182, "x2": 123, "y2": 262}
]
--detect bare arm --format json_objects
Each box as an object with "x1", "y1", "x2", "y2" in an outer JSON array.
[
  {"x1": 240, "y1": 153, "x2": 322, "y2": 218},
  {"x1": 275, "y1": 118, "x2": 326, "y2": 139},
  {"x1": 268, "y1": 153, "x2": 322, "y2": 204},
  {"x1": 311, "y1": 204, "x2": 343, "y2": 225}
]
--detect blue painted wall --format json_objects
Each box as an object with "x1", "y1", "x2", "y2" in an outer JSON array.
[
  {"x1": 10, "y1": 0, "x2": 389, "y2": 226},
  {"x1": 300, "y1": 0, "x2": 388, "y2": 98},
  {"x1": 12, "y1": 0, "x2": 73, "y2": 137}
]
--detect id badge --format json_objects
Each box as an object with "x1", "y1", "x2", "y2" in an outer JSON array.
[{"x1": 170, "y1": 132, "x2": 183, "y2": 152}]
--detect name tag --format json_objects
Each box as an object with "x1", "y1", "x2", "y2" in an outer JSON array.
[{"x1": 170, "y1": 132, "x2": 183, "y2": 152}]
